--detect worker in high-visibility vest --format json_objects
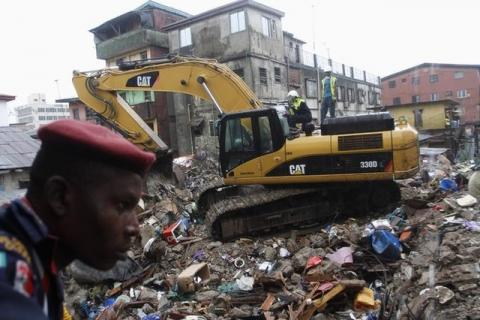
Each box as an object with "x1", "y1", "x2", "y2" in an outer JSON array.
[
  {"x1": 320, "y1": 65, "x2": 337, "y2": 124},
  {"x1": 285, "y1": 90, "x2": 312, "y2": 131}
]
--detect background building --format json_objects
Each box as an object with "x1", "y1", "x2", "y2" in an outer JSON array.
[
  {"x1": 82, "y1": 0, "x2": 381, "y2": 156},
  {"x1": 385, "y1": 99, "x2": 460, "y2": 131},
  {"x1": 56, "y1": 97, "x2": 104, "y2": 125},
  {"x1": 381, "y1": 63, "x2": 480, "y2": 124},
  {"x1": 0, "y1": 94, "x2": 15, "y2": 126},
  {"x1": 0, "y1": 126, "x2": 40, "y2": 203},
  {"x1": 15, "y1": 93, "x2": 70, "y2": 128}
]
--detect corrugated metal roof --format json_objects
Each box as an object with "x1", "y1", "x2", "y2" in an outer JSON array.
[{"x1": 0, "y1": 126, "x2": 40, "y2": 170}]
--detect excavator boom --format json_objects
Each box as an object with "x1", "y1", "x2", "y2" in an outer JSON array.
[{"x1": 72, "y1": 56, "x2": 261, "y2": 153}]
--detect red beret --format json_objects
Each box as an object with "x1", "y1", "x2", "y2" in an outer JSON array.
[{"x1": 38, "y1": 120, "x2": 156, "y2": 175}]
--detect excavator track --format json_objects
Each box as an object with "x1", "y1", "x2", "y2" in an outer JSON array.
[{"x1": 199, "y1": 181, "x2": 400, "y2": 241}]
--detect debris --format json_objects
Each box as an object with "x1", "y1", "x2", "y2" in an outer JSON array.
[
  {"x1": 326, "y1": 246, "x2": 353, "y2": 266},
  {"x1": 305, "y1": 256, "x2": 323, "y2": 270},
  {"x1": 177, "y1": 263, "x2": 210, "y2": 293},
  {"x1": 163, "y1": 219, "x2": 189, "y2": 244},
  {"x1": 236, "y1": 275, "x2": 254, "y2": 291},
  {"x1": 464, "y1": 220, "x2": 480, "y2": 232},
  {"x1": 279, "y1": 247, "x2": 290, "y2": 258},
  {"x1": 456, "y1": 194, "x2": 478, "y2": 207},
  {"x1": 69, "y1": 258, "x2": 143, "y2": 284},
  {"x1": 260, "y1": 293, "x2": 276, "y2": 311},
  {"x1": 353, "y1": 287, "x2": 377, "y2": 311},
  {"x1": 62, "y1": 157, "x2": 480, "y2": 319}
]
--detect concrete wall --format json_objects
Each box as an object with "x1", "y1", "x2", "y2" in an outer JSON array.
[
  {"x1": 246, "y1": 8, "x2": 283, "y2": 61},
  {"x1": 168, "y1": 7, "x2": 283, "y2": 62},
  {"x1": 334, "y1": 76, "x2": 381, "y2": 117},
  {"x1": 249, "y1": 57, "x2": 286, "y2": 100},
  {"x1": 172, "y1": 93, "x2": 194, "y2": 155}
]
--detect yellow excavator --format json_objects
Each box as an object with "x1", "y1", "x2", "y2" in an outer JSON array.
[{"x1": 73, "y1": 56, "x2": 419, "y2": 240}]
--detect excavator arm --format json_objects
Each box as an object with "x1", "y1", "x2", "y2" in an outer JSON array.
[{"x1": 72, "y1": 56, "x2": 262, "y2": 153}]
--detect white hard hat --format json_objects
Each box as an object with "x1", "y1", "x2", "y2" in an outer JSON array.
[
  {"x1": 287, "y1": 90, "x2": 299, "y2": 97},
  {"x1": 324, "y1": 65, "x2": 332, "y2": 72}
]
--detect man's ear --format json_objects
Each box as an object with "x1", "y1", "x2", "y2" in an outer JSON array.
[{"x1": 44, "y1": 176, "x2": 72, "y2": 217}]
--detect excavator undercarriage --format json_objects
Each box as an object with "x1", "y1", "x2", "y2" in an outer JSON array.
[{"x1": 198, "y1": 180, "x2": 400, "y2": 241}]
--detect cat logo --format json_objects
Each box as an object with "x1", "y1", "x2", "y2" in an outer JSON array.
[
  {"x1": 289, "y1": 164, "x2": 306, "y2": 175},
  {"x1": 126, "y1": 71, "x2": 159, "y2": 88},
  {"x1": 136, "y1": 76, "x2": 152, "y2": 87}
]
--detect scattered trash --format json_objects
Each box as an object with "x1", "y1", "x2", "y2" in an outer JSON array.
[
  {"x1": 464, "y1": 220, "x2": 480, "y2": 232},
  {"x1": 279, "y1": 247, "x2": 290, "y2": 258},
  {"x1": 326, "y1": 247, "x2": 353, "y2": 266},
  {"x1": 456, "y1": 194, "x2": 478, "y2": 207},
  {"x1": 353, "y1": 287, "x2": 377, "y2": 311},
  {"x1": 370, "y1": 230, "x2": 402, "y2": 261},
  {"x1": 236, "y1": 275, "x2": 254, "y2": 291},
  {"x1": 163, "y1": 219, "x2": 189, "y2": 244},
  {"x1": 305, "y1": 256, "x2": 323, "y2": 270},
  {"x1": 439, "y1": 178, "x2": 458, "y2": 191},
  {"x1": 258, "y1": 261, "x2": 275, "y2": 272},
  {"x1": 63, "y1": 156, "x2": 480, "y2": 320}
]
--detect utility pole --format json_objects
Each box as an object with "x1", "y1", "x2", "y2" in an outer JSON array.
[
  {"x1": 312, "y1": 4, "x2": 321, "y2": 123},
  {"x1": 54, "y1": 79, "x2": 61, "y2": 99}
]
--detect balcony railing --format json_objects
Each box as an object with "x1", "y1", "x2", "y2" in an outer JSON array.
[{"x1": 96, "y1": 29, "x2": 168, "y2": 60}]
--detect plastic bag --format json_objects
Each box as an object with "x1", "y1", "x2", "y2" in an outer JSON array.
[{"x1": 370, "y1": 230, "x2": 401, "y2": 261}]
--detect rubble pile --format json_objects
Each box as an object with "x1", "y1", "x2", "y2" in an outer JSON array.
[{"x1": 63, "y1": 156, "x2": 480, "y2": 320}]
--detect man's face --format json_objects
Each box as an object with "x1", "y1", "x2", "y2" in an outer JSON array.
[
  {"x1": 62, "y1": 167, "x2": 142, "y2": 270},
  {"x1": 288, "y1": 96, "x2": 296, "y2": 106}
]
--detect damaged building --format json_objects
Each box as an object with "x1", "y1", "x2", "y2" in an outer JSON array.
[{"x1": 83, "y1": 0, "x2": 381, "y2": 157}]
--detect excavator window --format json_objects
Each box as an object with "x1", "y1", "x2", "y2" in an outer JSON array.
[
  {"x1": 223, "y1": 117, "x2": 256, "y2": 171},
  {"x1": 224, "y1": 118, "x2": 254, "y2": 152},
  {"x1": 258, "y1": 116, "x2": 273, "y2": 154},
  {"x1": 219, "y1": 108, "x2": 285, "y2": 176}
]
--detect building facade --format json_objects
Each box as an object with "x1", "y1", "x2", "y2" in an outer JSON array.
[
  {"x1": 381, "y1": 63, "x2": 480, "y2": 124},
  {"x1": 89, "y1": 1, "x2": 191, "y2": 152},
  {"x1": 0, "y1": 94, "x2": 15, "y2": 126},
  {"x1": 15, "y1": 94, "x2": 70, "y2": 128}
]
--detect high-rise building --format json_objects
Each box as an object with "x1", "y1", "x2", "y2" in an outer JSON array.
[{"x1": 15, "y1": 93, "x2": 70, "y2": 128}]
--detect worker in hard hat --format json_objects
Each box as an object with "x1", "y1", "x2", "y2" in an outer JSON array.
[
  {"x1": 285, "y1": 90, "x2": 312, "y2": 132},
  {"x1": 320, "y1": 65, "x2": 337, "y2": 123}
]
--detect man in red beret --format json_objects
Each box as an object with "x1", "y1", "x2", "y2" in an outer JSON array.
[{"x1": 0, "y1": 120, "x2": 156, "y2": 319}]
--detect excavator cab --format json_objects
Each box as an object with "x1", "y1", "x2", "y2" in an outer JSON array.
[{"x1": 218, "y1": 108, "x2": 285, "y2": 177}]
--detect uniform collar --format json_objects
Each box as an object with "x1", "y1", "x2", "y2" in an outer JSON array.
[{"x1": 10, "y1": 198, "x2": 49, "y2": 244}]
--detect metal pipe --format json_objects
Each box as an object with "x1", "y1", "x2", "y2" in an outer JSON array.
[{"x1": 197, "y1": 76, "x2": 223, "y2": 114}]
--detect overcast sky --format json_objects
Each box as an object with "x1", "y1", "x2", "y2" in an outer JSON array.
[{"x1": 0, "y1": 0, "x2": 478, "y2": 109}]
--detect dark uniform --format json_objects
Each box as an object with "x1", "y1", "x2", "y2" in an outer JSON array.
[
  {"x1": 0, "y1": 198, "x2": 64, "y2": 320},
  {"x1": 0, "y1": 119, "x2": 155, "y2": 319},
  {"x1": 287, "y1": 98, "x2": 312, "y2": 131}
]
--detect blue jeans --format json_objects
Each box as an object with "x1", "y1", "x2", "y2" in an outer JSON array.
[{"x1": 321, "y1": 97, "x2": 336, "y2": 123}]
